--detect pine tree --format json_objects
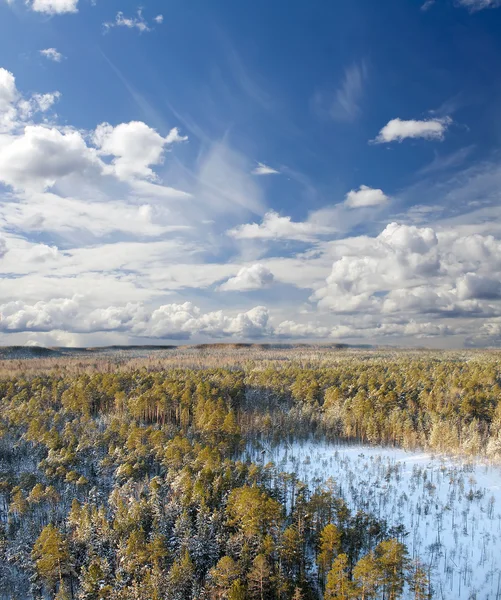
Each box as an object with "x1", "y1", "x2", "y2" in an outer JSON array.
[
  {"x1": 280, "y1": 525, "x2": 303, "y2": 584},
  {"x1": 32, "y1": 524, "x2": 71, "y2": 593},
  {"x1": 208, "y1": 556, "x2": 240, "y2": 599},
  {"x1": 352, "y1": 551, "x2": 381, "y2": 600},
  {"x1": 55, "y1": 581, "x2": 72, "y2": 600},
  {"x1": 375, "y1": 539, "x2": 409, "y2": 600},
  {"x1": 247, "y1": 554, "x2": 272, "y2": 600},
  {"x1": 228, "y1": 579, "x2": 247, "y2": 600},
  {"x1": 167, "y1": 548, "x2": 194, "y2": 600},
  {"x1": 324, "y1": 554, "x2": 356, "y2": 600},
  {"x1": 78, "y1": 556, "x2": 112, "y2": 600},
  {"x1": 408, "y1": 559, "x2": 430, "y2": 600},
  {"x1": 318, "y1": 523, "x2": 342, "y2": 586}
]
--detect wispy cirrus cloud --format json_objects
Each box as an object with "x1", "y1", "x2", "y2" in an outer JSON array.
[
  {"x1": 313, "y1": 61, "x2": 368, "y2": 122},
  {"x1": 457, "y1": 0, "x2": 501, "y2": 11},
  {"x1": 421, "y1": 0, "x2": 435, "y2": 10},
  {"x1": 421, "y1": 0, "x2": 501, "y2": 11},
  {"x1": 418, "y1": 146, "x2": 475, "y2": 175}
]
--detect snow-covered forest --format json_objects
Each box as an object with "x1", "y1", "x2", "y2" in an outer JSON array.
[
  {"x1": 247, "y1": 440, "x2": 501, "y2": 600},
  {"x1": 1, "y1": 346, "x2": 500, "y2": 599}
]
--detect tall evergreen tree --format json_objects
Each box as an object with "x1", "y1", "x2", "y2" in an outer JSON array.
[{"x1": 32, "y1": 524, "x2": 71, "y2": 593}]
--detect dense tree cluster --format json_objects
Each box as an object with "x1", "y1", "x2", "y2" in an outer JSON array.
[
  {"x1": 242, "y1": 354, "x2": 501, "y2": 457},
  {"x1": 1, "y1": 349, "x2": 498, "y2": 598}
]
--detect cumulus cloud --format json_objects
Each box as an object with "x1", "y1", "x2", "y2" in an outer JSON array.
[
  {"x1": 344, "y1": 185, "x2": 389, "y2": 208},
  {"x1": 228, "y1": 210, "x2": 337, "y2": 242},
  {"x1": 26, "y1": 243, "x2": 59, "y2": 263},
  {"x1": 0, "y1": 294, "x2": 350, "y2": 342},
  {"x1": 0, "y1": 298, "x2": 274, "y2": 340},
  {"x1": 0, "y1": 67, "x2": 18, "y2": 132},
  {"x1": 252, "y1": 162, "x2": 280, "y2": 176},
  {"x1": 0, "y1": 68, "x2": 17, "y2": 110},
  {"x1": 218, "y1": 264, "x2": 274, "y2": 291},
  {"x1": 30, "y1": 0, "x2": 78, "y2": 14},
  {"x1": 313, "y1": 222, "x2": 501, "y2": 326},
  {"x1": 0, "y1": 125, "x2": 102, "y2": 191},
  {"x1": 373, "y1": 117, "x2": 452, "y2": 143},
  {"x1": 93, "y1": 121, "x2": 187, "y2": 181},
  {"x1": 40, "y1": 48, "x2": 64, "y2": 62},
  {"x1": 0, "y1": 297, "x2": 80, "y2": 333},
  {"x1": 146, "y1": 304, "x2": 273, "y2": 339},
  {"x1": 18, "y1": 92, "x2": 61, "y2": 119},
  {"x1": 154, "y1": 14, "x2": 164, "y2": 24},
  {"x1": 0, "y1": 68, "x2": 61, "y2": 130}
]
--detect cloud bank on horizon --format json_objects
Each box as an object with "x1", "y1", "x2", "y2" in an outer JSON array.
[{"x1": 1, "y1": 0, "x2": 501, "y2": 348}]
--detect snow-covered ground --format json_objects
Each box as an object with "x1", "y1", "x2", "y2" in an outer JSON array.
[{"x1": 249, "y1": 440, "x2": 501, "y2": 600}]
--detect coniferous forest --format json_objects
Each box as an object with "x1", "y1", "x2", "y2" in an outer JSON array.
[{"x1": 1, "y1": 346, "x2": 501, "y2": 600}]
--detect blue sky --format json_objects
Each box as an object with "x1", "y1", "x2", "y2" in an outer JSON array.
[{"x1": 1, "y1": 0, "x2": 501, "y2": 347}]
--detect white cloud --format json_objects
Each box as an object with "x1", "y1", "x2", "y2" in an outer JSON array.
[
  {"x1": 93, "y1": 121, "x2": 186, "y2": 181},
  {"x1": 275, "y1": 320, "x2": 330, "y2": 339},
  {"x1": 3, "y1": 65, "x2": 501, "y2": 347},
  {"x1": 252, "y1": 162, "x2": 279, "y2": 176},
  {"x1": 228, "y1": 210, "x2": 337, "y2": 242},
  {"x1": 145, "y1": 303, "x2": 273, "y2": 339},
  {"x1": 456, "y1": 273, "x2": 501, "y2": 300},
  {"x1": 0, "y1": 68, "x2": 60, "y2": 125},
  {"x1": 30, "y1": 0, "x2": 78, "y2": 14},
  {"x1": 33, "y1": 92, "x2": 61, "y2": 112},
  {"x1": 18, "y1": 92, "x2": 61, "y2": 118},
  {"x1": 0, "y1": 297, "x2": 274, "y2": 340},
  {"x1": 0, "y1": 68, "x2": 18, "y2": 132},
  {"x1": 40, "y1": 48, "x2": 64, "y2": 62},
  {"x1": 165, "y1": 127, "x2": 188, "y2": 144},
  {"x1": 0, "y1": 297, "x2": 81, "y2": 332},
  {"x1": 313, "y1": 222, "x2": 501, "y2": 326},
  {"x1": 0, "y1": 68, "x2": 17, "y2": 111},
  {"x1": 0, "y1": 125, "x2": 102, "y2": 191},
  {"x1": 103, "y1": 9, "x2": 162, "y2": 33},
  {"x1": 344, "y1": 185, "x2": 389, "y2": 208},
  {"x1": 26, "y1": 243, "x2": 59, "y2": 263},
  {"x1": 373, "y1": 117, "x2": 452, "y2": 144},
  {"x1": 219, "y1": 264, "x2": 274, "y2": 291},
  {"x1": 0, "y1": 191, "x2": 186, "y2": 238}
]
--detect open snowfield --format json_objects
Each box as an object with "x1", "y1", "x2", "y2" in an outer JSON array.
[{"x1": 249, "y1": 440, "x2": 501, "y2": 600}]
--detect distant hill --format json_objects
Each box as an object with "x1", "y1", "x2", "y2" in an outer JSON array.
[{"x1": 0, "y1": 342, "x2": 377, "y2": 360}]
